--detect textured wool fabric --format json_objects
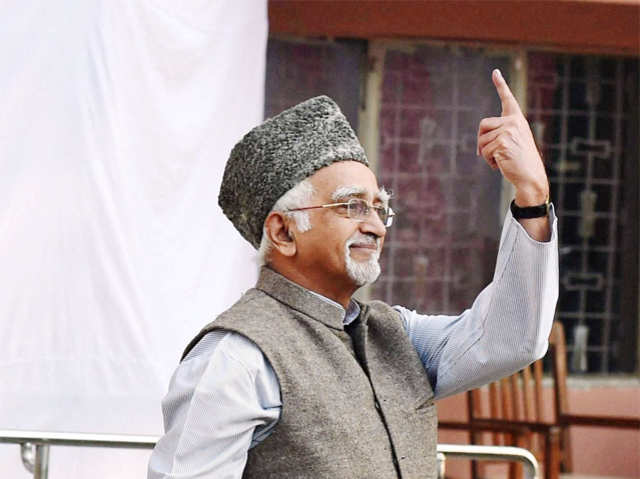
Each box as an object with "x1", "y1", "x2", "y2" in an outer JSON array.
[
  {"x1": 182, "y1": 267, "x2": 438, "y2": 478},
  {"x1": 219, "y1": 95, "x2": 369, "y2": 249}
]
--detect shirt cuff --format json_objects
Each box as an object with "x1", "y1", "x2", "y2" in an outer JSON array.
[{"x1": 505, "y1": 202, "x2": 558, "y2": 245}]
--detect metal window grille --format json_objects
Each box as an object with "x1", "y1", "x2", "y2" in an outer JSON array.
[
  {"x1": 265, "y1": 38, "x2": 364, "y2": 127},
  {"x1": 527, "y1": 53, "x2": 638, "y2": 373},
  {"x1": 372, "y1": 45, "x2": 509, "y2": 315}
]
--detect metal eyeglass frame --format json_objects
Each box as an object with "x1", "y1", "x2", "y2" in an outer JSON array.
[{"x1": 286, "y1": 198, "x2": 395, "y2": 227}]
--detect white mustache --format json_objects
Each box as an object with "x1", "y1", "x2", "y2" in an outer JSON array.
[{"x1": 346, "y1": 234, "x2": 380, "y2": 251}]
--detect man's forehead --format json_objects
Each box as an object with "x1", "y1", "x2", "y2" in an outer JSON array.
[
  {"x1": 331, "y1": 184, "x2": 389, "y2": 203},
  {"x1": 307, "y1": 160, "x2": 388, "y2": 202}
]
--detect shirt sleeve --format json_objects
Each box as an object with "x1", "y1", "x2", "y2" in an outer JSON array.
[
  {"x1": 147, "y1": 331, "x2": 281, "y2": 479},
  {"x1": 396, "y1": 206, "x2": 559, "y2": 400}
]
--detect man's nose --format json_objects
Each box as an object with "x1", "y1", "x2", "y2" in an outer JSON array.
[{"x1": 359, "y1": 209, "x2": 387, "y2": 238}]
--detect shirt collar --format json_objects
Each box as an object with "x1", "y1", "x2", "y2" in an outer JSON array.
[{"x1": 309, "y1": 291, "x2": 361, "y2": 326}]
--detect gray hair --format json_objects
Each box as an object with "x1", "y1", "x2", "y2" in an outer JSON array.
[{"x1": 257, "y1": 180, "x2": 315, "y2": 266}]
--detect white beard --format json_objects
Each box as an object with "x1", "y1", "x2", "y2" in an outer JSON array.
[{"x1": 344, "y1": 234, "x2": 381, "y2": 286}]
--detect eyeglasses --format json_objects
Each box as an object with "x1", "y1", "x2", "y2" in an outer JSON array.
[{"x1": 286, "y1": 198, "x2": 395, "y2": 227}]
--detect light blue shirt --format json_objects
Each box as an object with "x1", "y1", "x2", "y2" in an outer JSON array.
[{"x1": 149, "y1": 209, "x2": 558, "y2": 479}]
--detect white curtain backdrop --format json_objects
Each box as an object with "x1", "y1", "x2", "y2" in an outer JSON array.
[{"x1": 0, "y1": 1, "x2": 266, "y2": 476}]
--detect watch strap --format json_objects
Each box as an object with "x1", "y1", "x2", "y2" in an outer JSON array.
[{"x1": 510, "y1": 198, "x2": 549, "y2": 219}]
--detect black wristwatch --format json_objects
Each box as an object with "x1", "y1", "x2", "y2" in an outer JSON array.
[{"x1": 510, "y1": 198, "x2": 550, "y2": 219}]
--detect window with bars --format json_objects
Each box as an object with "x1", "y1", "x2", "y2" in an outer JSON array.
[
  {"x1": 265, "y1": 37, "x2": 639, "y2": 374},
  {"x1": 527, "y1": 53, "x2": 638, "y2": 373},
  {"x1": 372, "y1": 45, "x2": 508, "y2": 315},
  {"x1": 265, "y1": 38, "x2": 364, "y2": 127}
]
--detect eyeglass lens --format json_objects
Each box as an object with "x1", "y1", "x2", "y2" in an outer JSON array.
[{"x1": 347, "y1": 199, "x2": 392, "y2": 226}]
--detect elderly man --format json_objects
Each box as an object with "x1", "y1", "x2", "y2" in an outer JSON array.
[{"x1": 148, "y1": 69, "x2": 558, "y2": 479}]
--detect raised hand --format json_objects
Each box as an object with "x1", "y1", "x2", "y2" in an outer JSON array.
[{"x1": 477, "y1": 69, "x2": 549, "y2": 208}]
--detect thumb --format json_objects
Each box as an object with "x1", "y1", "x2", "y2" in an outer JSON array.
[{"x1": 492, "y1": 69, "x2": 521, "y2": 116}]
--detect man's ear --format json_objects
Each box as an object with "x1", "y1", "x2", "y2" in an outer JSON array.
[{"x1": 264, "y1": 212, "x2": 297, "y2": 257}]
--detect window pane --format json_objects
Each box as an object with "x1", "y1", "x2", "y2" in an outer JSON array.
[
  {"x1": 372, "y1": 45, "x2": 509, "y2": 314},
  {"x1": 265, "y1": 38, "x2": 364, "y2": 127},
  {"x1": 528, "y1": 52, "x2": 639, "y2": 373}
]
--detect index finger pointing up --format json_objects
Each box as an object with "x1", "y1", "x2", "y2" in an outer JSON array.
[{"x1": 492, "y1": 68, "x2": 521, "y2": 116}]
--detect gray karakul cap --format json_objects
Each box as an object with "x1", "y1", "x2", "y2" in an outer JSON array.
[{"x1": 219, "y1": 95, "x2": 369, "y2": 249}]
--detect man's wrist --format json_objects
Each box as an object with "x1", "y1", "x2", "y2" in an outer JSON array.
[{"x1": 514, "y1": 184, "x2": 549, "y2": 207}]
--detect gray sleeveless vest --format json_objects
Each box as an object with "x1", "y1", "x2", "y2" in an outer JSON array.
[{"x1": 183, "y1": 268, "x2": 438, "y2": 478}]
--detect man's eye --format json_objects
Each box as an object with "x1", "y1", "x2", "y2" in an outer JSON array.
[{"x1": 353, "y1": 202, "x2": 369, "y2": 214}]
